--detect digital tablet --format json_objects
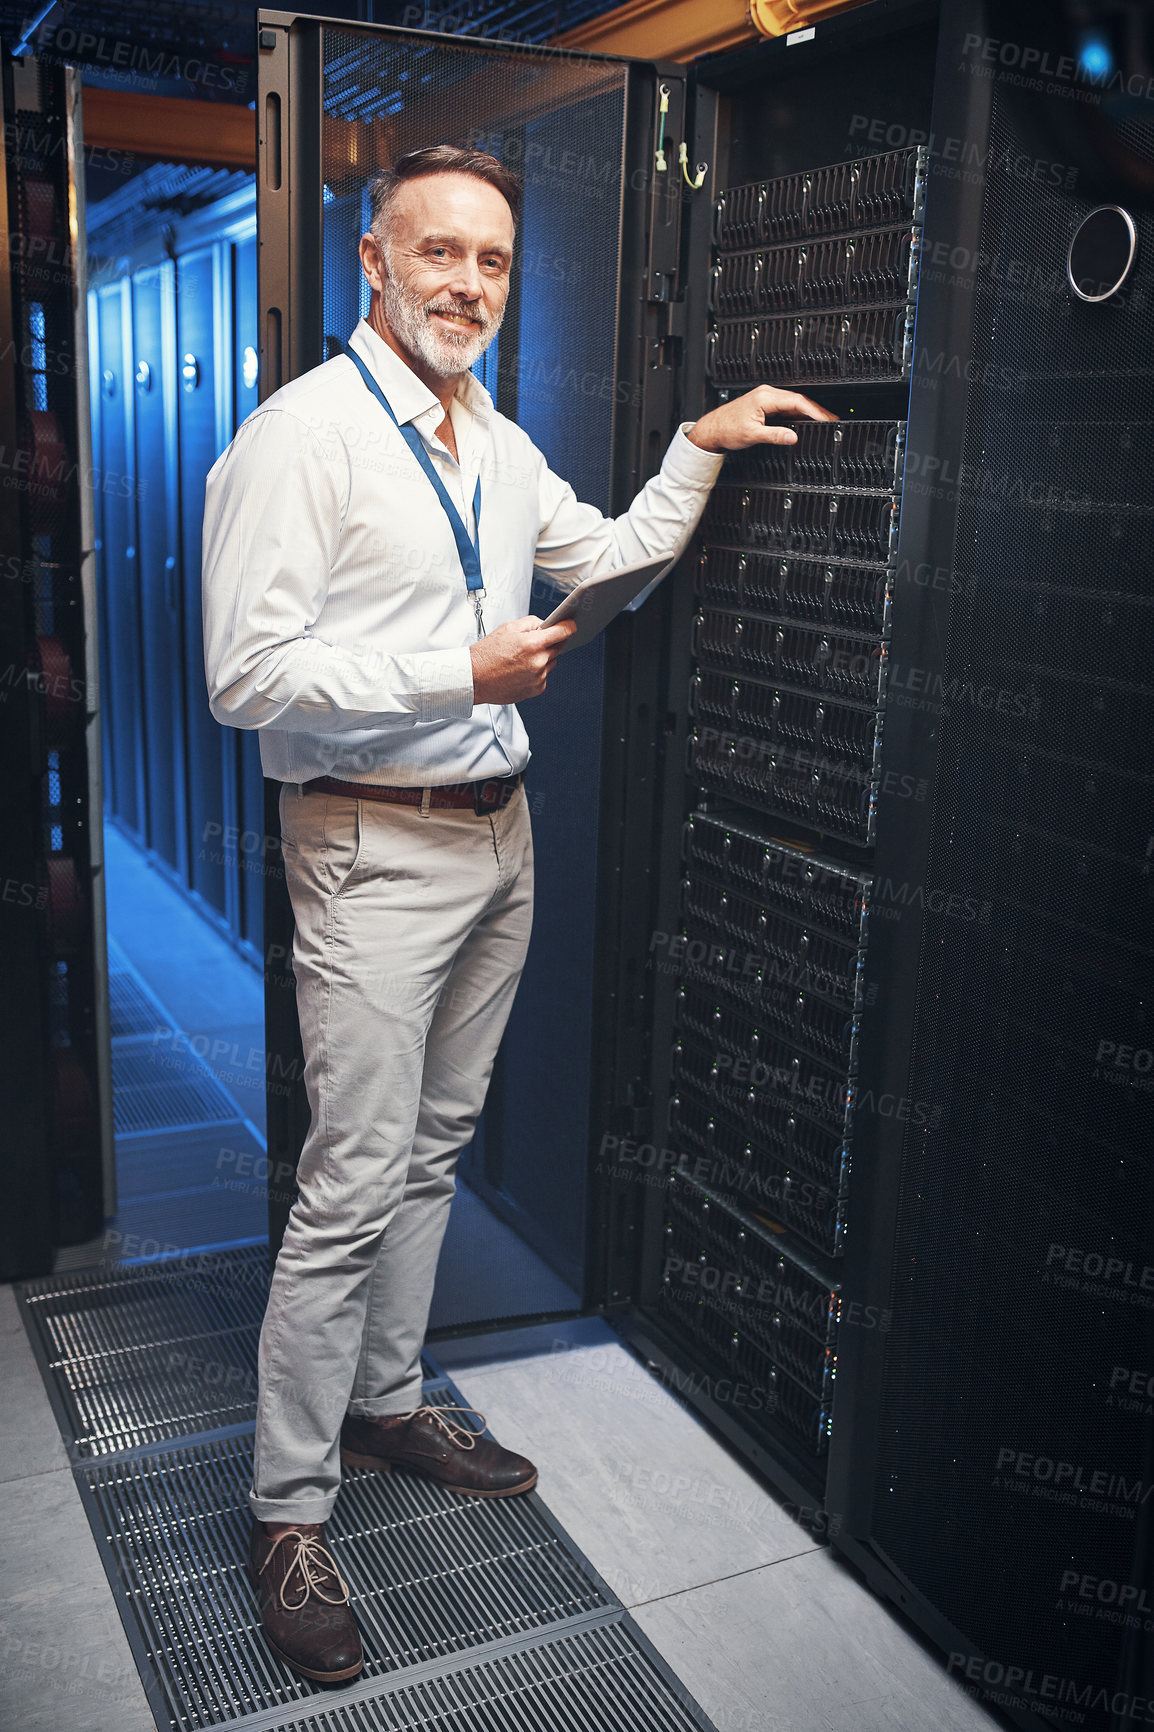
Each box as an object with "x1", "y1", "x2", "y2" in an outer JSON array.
[{"x1": 540, "y1": 555, "x2": 675, "y2": 653}]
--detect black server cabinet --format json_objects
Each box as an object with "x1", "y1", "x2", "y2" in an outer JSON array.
[
  {"x1": 617, "y1": 0, "x2": 943, "y2": 1514},
  {"x1": 1, "y1": 57, "x2": 112, "y2": 1269},
  {"x1": 623, "y1": 6, "x2": 1154, "y2": 1732},
  {"x1": 261, "y1": 5, "x2": 1154, "y2": 1726},
  {"x1": 847, "y1": 9, "x2": 1154, "y2": 1732}
]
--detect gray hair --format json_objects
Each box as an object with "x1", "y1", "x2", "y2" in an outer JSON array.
[{"x1": 368, "y1": 144, "x2": 523, "y2": 245}]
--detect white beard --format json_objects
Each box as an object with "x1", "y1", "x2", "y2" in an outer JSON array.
[{"x1": 382, "y1": 256, "x2": 502, "y2": 378}]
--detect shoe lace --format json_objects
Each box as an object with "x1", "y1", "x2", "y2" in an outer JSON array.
[
  {"x1": 394, "y1": 1402, "x2": 486, "y2": 1450},
  {"x1": 261, "y1": 1529, "x2": 351, "y2": 1612}
]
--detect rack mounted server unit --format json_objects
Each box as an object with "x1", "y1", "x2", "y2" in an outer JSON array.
[{"x1": 260, "y1": 3, "x2": 1154, "y2": 1727}]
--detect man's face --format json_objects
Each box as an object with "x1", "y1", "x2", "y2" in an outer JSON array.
[{"x1": 370, "y1": 172, "x2": 514, "y2": 378}]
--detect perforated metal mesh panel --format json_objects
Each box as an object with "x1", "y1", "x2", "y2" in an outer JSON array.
[
  {"x1": 19, "y1": 1245, "x2": 444, "y2": 1459},
  {"x1": 871, "y1": 79, "x2": 1154, "y2": 1727},
  {"x1": 108, "y1": 960, "x2": 168, "y2": 1039}
]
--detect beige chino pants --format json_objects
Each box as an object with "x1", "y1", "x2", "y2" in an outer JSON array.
[{"x1": 250, "y1": 782, "x2": 533, "y2": 1524}]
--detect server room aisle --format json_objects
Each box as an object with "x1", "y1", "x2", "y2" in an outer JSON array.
[
  {"x1": 53, "y1": 819, "x2": 269, "y2": 1273},
  {"x1": 102, "y1": 819, "x2": 268, "y2": 1140}
]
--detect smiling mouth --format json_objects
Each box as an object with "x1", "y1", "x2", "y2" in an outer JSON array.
[{"x1": 430, "y1": 309, "x2": 481, "y2": 329}]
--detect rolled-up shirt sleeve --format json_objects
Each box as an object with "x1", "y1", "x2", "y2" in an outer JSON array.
[
  {"x1": 531, "y1": 423, "x2": 725, "y2": 592},
  {"x1": 202, "y1": 409, "x2": 475, "y2": 732}
]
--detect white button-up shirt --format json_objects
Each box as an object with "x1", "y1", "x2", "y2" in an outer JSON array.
[{"x1": 201, "y1": 316, "x2": 724, "y2": 786}]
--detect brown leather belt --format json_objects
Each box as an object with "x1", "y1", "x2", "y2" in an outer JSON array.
[{"x1": 303, "y1": 772, "x2": 524, "y2": 816}]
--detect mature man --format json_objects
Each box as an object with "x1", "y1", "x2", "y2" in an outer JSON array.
[{"x1": 202, "y1": 143, "x2": 834, "y2": 1683}]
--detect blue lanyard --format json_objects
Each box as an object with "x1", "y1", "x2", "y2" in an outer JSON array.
[{"x1": 345, "y1": 342, "x2": 483, "y2": 596}]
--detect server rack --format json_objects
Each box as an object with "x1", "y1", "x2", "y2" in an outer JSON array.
[
  {"x1": 262, "y1": 4, "x2": 1154, "y2": 1726},
  {"x1": 0, "y1": 56, "x2": 113, "y2": 1274},
  {"x1": 87, "y1": 176, "x2": 265, "y2": 961},
  {"x1": 626, "y1": 10, "x2": 1154, "y2": 1732},
  {"x1": 611, "y1": 3, "x2": 945, "y2": 1531}
]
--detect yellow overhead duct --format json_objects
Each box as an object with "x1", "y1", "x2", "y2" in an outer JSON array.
[
  {"x1": 554, "y1": 0, "x2": 757, "y2": 61},
  {"x1": 748, "y1": 0, "x2": 871, "y2": 37},
  {"x1": 554, "y1": 0, "x2": 872, "y2": 59}
]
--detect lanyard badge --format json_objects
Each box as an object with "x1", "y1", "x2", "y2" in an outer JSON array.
[{"x1": 346, "y1": 342, "x2": 486, "y2": 637}]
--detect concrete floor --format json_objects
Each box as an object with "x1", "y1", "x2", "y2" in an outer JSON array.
[
  {"x1": 0, "y1": 1281, "x2": 156, "y2": 1732},
  {"x1": 442, "y1": 1321, "x2": 1001, "y2": 1732}
]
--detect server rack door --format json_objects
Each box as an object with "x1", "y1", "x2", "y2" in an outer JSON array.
[
  {"x1": 233, "y1": 235, "x2": 260, "y2": 429},
  {"x1": 131, "y1": 262, "x2": 183, "y2": 874},
  {"x1": 176, "y1": 245, "x2": 228, "y2": 918},
  {"x1": 4, "y1": 59, "x2": 110, "y2": 1268},
  {"x1": 94, "y1": 279, "x2": 146, "y2": 842},
  {"x1": 840, "y1": 5, "x2": 1154, "y2": 1726},
  {"x1": 88, "y1": 287, "x2": 114, "y2": 824},
  {"x1": 232, "y1": 234, "x2": 265, "y2": 956},
  {"x1": 258, "y1": 12, "x2": 687, "y2": 1322}
]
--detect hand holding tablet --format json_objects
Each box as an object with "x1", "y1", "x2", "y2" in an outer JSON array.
[{"x1": 540, "y1": 556, "x2": 675, "y2": 652}]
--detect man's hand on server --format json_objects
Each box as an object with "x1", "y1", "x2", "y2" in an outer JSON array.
[
  {"x1": 470, "y1": 615, "x2": 578, "y2": 704},
  {"x1": 470, "y1": 388, "x2": 838, "y2": 706},
  {"x1": 687, "y1": 384, "x2": 838, "y2": 452}
]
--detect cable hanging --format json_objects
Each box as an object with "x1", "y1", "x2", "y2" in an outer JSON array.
[
  {"x1": 655, "y1": 84, "x2": 669, "y2": 172},
  {"x1": 679, "y1": 142, "x2": 708, "y2": 190}
]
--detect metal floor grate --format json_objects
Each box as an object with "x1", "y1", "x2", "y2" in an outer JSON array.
[
  {"x1": 113, "y1": 1034, "x2": 244, "y2": 1135},
  {"x1": 78, "y1": 1429, "x2": 613, "y2": 1729},
  {"x1": 21, "y1": 1245, "x2": 271, "y2": 1457},
  {"x1": 19, "y1": 1246, "x2": 443, "y2": 1461},
  {"x1": 20, "y1": 1247, "x2": 716, "y2": 1732},
  {"x1": 109, "y1": 966, "x2": 171, "y2": 1039},
  {"x1": 217, "y1": 1620, "x2": 709, "y2": 1732}
]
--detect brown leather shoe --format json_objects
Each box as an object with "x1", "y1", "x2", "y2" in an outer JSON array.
[
  {"x1": 247, "y1": 1520, "x2": 363, "y2": 1684},
  {"x1": 340, "y1": 1404, "x2": 537, "y2": 1497}
]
